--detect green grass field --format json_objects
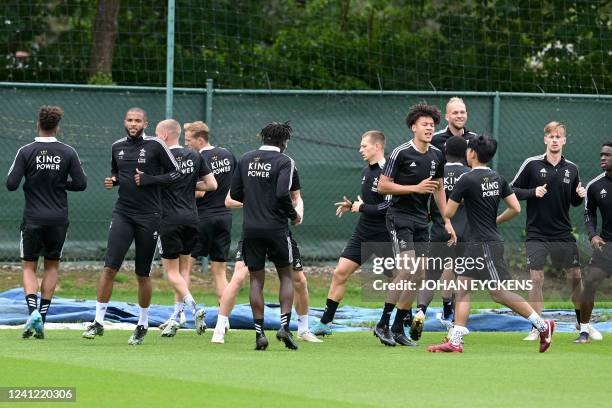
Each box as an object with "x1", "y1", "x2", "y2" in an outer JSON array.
[{"x1": 1, "y1": 330, "x2": 610, "y2": 407}]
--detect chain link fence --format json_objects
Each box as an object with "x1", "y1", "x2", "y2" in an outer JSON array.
[{"x1": 1, "y1": 84, "x2": 610, "y2": 262}]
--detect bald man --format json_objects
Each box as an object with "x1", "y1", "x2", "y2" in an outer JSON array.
[{"x1": 154, "y1": 120, "x2": 217, "y2": 337}]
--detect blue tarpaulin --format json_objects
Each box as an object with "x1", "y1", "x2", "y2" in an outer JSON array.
[{"x1": 1, "y1": 288, "x2": 610, "y2": 333}]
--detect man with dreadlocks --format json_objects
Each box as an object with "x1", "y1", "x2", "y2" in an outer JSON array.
[
  {"x1": 230, "y1": 121, "x2": 302, "y2": 351},
  {"x1": 7, "y1": 105, "x2": 87, "y2": 340}
]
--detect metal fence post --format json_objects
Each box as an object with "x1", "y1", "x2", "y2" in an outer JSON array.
[
  {"x1": 165, "y1": 0, "x2": 176, "y2": 119},
  {"x1": 206, "y1": 78, "x2": 214, "y2": 127},
  {"x1": 492, "y1": 91, "x2": 501, "y2": 170}
]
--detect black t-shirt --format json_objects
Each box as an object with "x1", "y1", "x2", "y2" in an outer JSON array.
[
  {"x1": 431, "y1": 126, "x2": 478, "y2": 151},
  {"x1": 510, "y1": 154, "x2": 583, "y2": 238},
  {"x1": 357, "y1": 160, "x2": 390, "y2": 236},
  {"x1": 161, "y1": 146, "x2": 212, "y2": 226},
  {"x1": 382, "y1": 140, "x2": 445, "y2": 225},
  {"x1": 450, "y1": 167, "x2": 513, "y2": 242},
  {"x1": 110, "y1": 135, "x2": 181, "y2": 217},
  {"x1": 6, "y1": 137, "x2": 87, "y2": 225},
  {"x1": 197, "y1": 146, "x2": 236, "y2": 219},
  {"x1": 430, "y1": 162, "x2": 472, "y2": 241},
  {"x1": 230, "y1": 146, "x2": 297, "y2": 235},
  {"x1": 585, "y1": 173, "x2": 612, "y2": 241}
]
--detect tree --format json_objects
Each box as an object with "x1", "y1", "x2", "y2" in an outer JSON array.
[{"x1": 89, "y1": 0, "x2": 120, "y2": 80}]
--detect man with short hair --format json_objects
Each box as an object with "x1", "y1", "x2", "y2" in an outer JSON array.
[
  {"x1": 311, "y1": 130, "x2": 392, "y2": 337},
  {"x1": 184, "y1": 122, "x2": 235, "y2": 307},
  {"x1": 576, "y1": 142, "x2": 612, "y2": 343},
  {"x1": 82, "y1": 107, "x2": 181, "y2": 345},
  {"x1": 230, "y1": 121, "x2": 302, "y2": 351},
  {"x1": 428, "y1": 135, "x2": 555, "y2": 353},
  {"x1": 374, "y1": 103, "x2": 456, "y2": 347},
  {"x1": 7, "y1": 105, "x2": 87, "y2": 339},
  {"x1": 418, "y1": 136, "x2": 471, "y2": 333},
  {"x1": 510, "y1": 122, "x2": 597, "y2": 341},
  {"x1": 153, "y1": 119, "x2": 217, "y2": 337}
]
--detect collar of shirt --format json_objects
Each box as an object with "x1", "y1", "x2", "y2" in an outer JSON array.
[
  {"x1": 34, "y1": 136, "x2": 58, "y2": 143},
  {"x1": 442, "y1": 126, "x2": 469, "y2": 138},
  {"x1": 447, "y1": 162, "x2": 464, "y2": 166},
  {"x1": 127, "y1": 134, "x2": 144, "y2": 143},
  {"x1": 259, "y1": 145, "x2": 281, "y2": 152},
  {"x1": 473, "y1": 166, "x2": 489, "y2": 170},
  {"x1": 542, "y1": 154, "x2": 566, "y2": 167},
  {"x1": 369, "y1": 158, "x2": 386, "y2": 169},
  {"x1": 199, "y1": 145, "x2": 215, "y2": 152},
  {"x1": 168, "y1": 144, "x2": 182, "y2": 149}
]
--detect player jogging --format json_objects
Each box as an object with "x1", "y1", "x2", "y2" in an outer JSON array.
[
  {"x1": 230, "y1": 121, "x2": 302, "y2": 351},
  {"x1": 427, "y1": 135, "x2": 555, "y2": 353},
  {"x1": 576, "y1": 142, "x2": 612, "y2": 343},
  {"x1": 6, "y1": 106, "x2": 87, "y2": 339},
  {"x1": 82, "y1": 107, "x2": 181, "y2": 345}
]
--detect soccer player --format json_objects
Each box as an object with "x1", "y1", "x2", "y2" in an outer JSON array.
[
  {"x1": 421, "y1": 97, "x2": 478, "y2": 325},
  {"x1": 152, "y1": 119, "x2": 218, "y2": 337},
  {"x1": 230, "y1": 121, "x2": 301, "y2": 350},
  {"x1": 510, "y1": 122, "x2": 596, "y2": 340},
  {"x1": 374, "y1": 103, "x2": 456, "y2": 347},
  {"x1": 211, "y1": 170, "x2": 321, "y2": 343},
  {"x1": 576, "y1": 141, "x2": 612, "y2": 343},
  {"x1": 184, "y1": 122, "x2": 235, "y2": 307},
  {"x1": 428, "y1": 135, "x2": 555, "y2": 353},
  {"x1": 310, "y1": 130, "x2": 392, "y2": 337},
  {"x1": 431, "y1": 97, "x2": 478, "y2": 150},
  {"x1": 82, "y1": 107, "x2": 181, "y2": 345},
  {"x1": 6, "y1": 106, "x2": 87, "y2": 339},
  {"x1": 418, "y1": 136, "x2": 472, "y2": 331}
]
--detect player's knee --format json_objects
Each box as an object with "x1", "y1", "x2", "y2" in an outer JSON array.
[
  {"x1": 566, "y1": 267, "x2": 582, "y2": 282},
  {"x1": 103, "y1": 267, "x2": 118, "y2": 278},
  {"x1": 529, "y1": 270, "x2": 545, "y2": 286},
  {"x1": 292, "y1": 272, "x2": 307, "y2": 289}
]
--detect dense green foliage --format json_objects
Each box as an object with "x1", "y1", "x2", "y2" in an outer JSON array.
[{"x1": 2, "y1": 0, "x2": 610, "y2": 92}]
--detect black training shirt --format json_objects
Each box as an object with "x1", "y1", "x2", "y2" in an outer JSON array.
[
  {"x1": 357, "y1": 159, "x2": 391, "y2": 235},
  {"x1": 585, "y1": 173, "x2": 612, "y2": 241},
  {"x1": 430, "y1": 162, "x2": 472, "y2": 241},
  {"x1": 450, "y1": 167, "x2": 513, "y2": 242},
  {"x1": 510, "y1": 154, "x2": 582, "y2": 238},
  {"x1": 383, "y1": 140, "x2": 445, "y2": 225},
  {"x1": 230, "y1": 145, "x2": 297, "y2": 235},
  {"x1": 111, "y1": 134, "x2": 181, "y2": 216},
  {"x1": 431, "y1": 126, "x2": 477, "y2": 151},
  {"x1": 6, "y1": 136, "x2": 87, "y2": 225},
  {"x1": 161, "y1": 145, "x2": 212, "y2": 226},
  {"x1": 197, "y1": 146, "x2": 236, "y2": 219}
]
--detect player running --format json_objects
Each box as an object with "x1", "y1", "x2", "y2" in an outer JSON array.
[
  {"x1": 310, "y1": 130, "x2": 392, "y2": 337},
  {"x1": 510, "y1": 122, "x2": 597, "y2": 341},
  {"x1": 211, "y1": 172, "x2": 320, "y2": 343},
  {"x1": 7, "y1": 106, "x2": 87, "y2": 339},
  {"x1": 82, "y1": 107, "x2": 181, "y2": 345},
  {"x1": 152, "y1": 119, "x2": 218, "y2": 337},
  {"x1": 427, "y1": 135, "x2": 555, "y2": 353},
  {"x1": 230, "y1": 121, "x2": 302, "y2": 351},
  {"x1": 374, "y1": 103, "x2": 456, "y2": 347},
  {"x1": 418, "y1": 136, "x2": 472, "y2": 335},
  {"x1": 576, "y1": 142, "x2": 612, "y2": 343}
]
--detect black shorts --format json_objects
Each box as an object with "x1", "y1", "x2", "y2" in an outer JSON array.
[
  {"x1": 159, "y1": 224, "x2": 198, "y2": 260},
  {"x1": 461, "y1": 242, "x2": 511, "y2": 282},
  {"x1": 104, "y1": 211, "x2": 160, "y2": 277},
  {"x1": 426, "y1": 241, "x2": 467, "y2": 280},
  {"x1": 589, "y1": 243, "x2": 612, "y2": 277},
  {"x1": 243, "y1": 231, "x2": 293, "y2": 272},
  {"x1": 236, "y1": 232, "x2": 303, "y2": 271},
  {"x1": 340, "y1": 228, "x2": 392, "y2": 266},
  {"x1": 525, "y1": 237, "x2": 580, "y2": 270},
  {"x1": 191, "y1": 214, "x2": 232, "y2": 262},
  {"x1": 20, "y1": 222, "x2": 69, "y2": 261},
  {"x1": 386, "y1": 212, "x2": 429, "y2": 257}
]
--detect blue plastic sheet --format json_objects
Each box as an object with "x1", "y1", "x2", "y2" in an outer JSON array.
[{"x1": 1, "y1": 288, "x2": 610, "y2": 333}]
